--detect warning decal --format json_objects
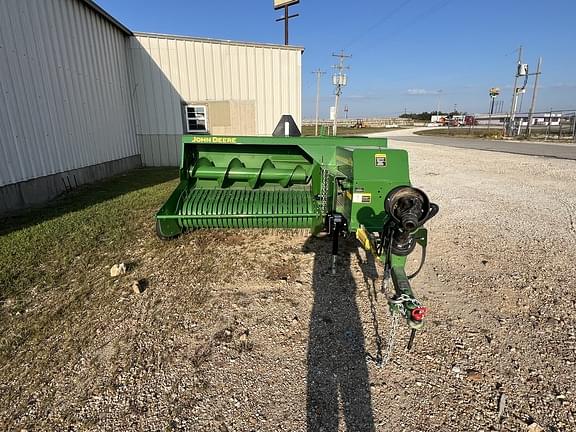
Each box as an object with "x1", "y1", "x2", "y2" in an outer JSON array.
[
  {"x1": 375, "y1": 153, "x2": 387, "y2": 167},
  {"x1": 353, "y1": 193, "x2": 372, "y2": 203}
]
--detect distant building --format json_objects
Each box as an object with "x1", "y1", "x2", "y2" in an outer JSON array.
[
  {"x1": 1, "y1": 0, "x2": 302, "y2": 212},
  {"x1": 474, "y1": 113, "x2": 562, "y2": 126}
]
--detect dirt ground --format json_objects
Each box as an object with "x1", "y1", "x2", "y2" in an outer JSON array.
[{"x1": 1, "y1": 140, "x2": 576, "y2": 431}]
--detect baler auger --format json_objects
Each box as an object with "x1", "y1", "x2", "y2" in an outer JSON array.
[{"x1": 156, "y1": 132, "x2": 438, "y2": 355}]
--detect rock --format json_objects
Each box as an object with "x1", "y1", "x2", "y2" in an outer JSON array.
[
  {"x1": 465, "y1": 370, "x2": 483, "y2": 382},
  {"x1": 131, "y1": 280, "x2": 143, "y2": 294},
  {"x1": 2, "y1": 298, "x2": 15, "y2": 309},
  {"x1": 110, "y1": 263, "x2": 126, "y2": 277},
  {"x1": 497, "y1": 393, "x2": 507, "y2": 422},
  {"x1": 527, "y1": 423, "x2": 545, "y2": 432},
  {"x1": 555, "y1": 394, "x2": 566, "y2": 401}
]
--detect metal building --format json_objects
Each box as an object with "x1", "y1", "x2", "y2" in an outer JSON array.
[
  {"x1": 0, "y1": 0, "x2": 139, "y2": 212},
  {"x1": 130, "y1": 33, "x2": 303, "y2": 166},
  {"x1": 0, "y1": 0, "x2": 303, "y2": 212}
]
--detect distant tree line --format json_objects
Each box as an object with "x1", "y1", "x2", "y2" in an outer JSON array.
[{"x1": 400, "y1": 111, "x2": 462, "y2": 120}]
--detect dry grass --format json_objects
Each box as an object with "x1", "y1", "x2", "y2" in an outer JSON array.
[
  {"x1": 415, "y1": 127, "x2": 505, "y2": 139},
  {"x1": 301, "y1": 125, "x2": 405, "y2": 137}
]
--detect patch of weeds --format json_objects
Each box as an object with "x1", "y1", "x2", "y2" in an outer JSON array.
[
  {"x1": 235, "y1": 340, "x2": 254, "y2": 353},
  {"x1": 226, "y1": 232, "x2": 247, "y2": 246},
  {"x1": 235, "y1": 328, "x2": 253, "y2": 354},
  {"x1": 191, "y1": 342, "x2": 212, "y2": 368},
  {"x1": 213, "y1": 327, "x2": 234, "y2": 343},
  {"x1": 264, "y1": 260, "x2": 299, "y2": 281}
]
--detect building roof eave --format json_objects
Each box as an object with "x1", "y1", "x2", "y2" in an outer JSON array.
[
  {"x1": 133, "y1": 31, "x2": 304, "y2": 52},
  {"x1": 79, "y1": 0, "x2": 133, "y2": 36}
]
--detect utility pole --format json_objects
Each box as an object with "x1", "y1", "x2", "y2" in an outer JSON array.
[
  {"x1": 312, "y1": 68, "x2": 325, "y2": 136},
  {"x1": 545, "y1": 108, "x2": 552, "y2": 140},
  {"x1": 526, "y1": 57, "x2": 542, "y2": 138},
  {"x1": 488, "y1": 97, "x2": 494, "y2": 133},
  {"x1": 331, "y1": 50, "x2": 351, "y2": 136},
  {"x1": 508, "y1": 45, "x2": 523, "y2": 136}
]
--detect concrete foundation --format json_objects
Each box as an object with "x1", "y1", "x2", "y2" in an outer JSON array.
[{"x1": 0, "y1": 155, "x2": 142, "y2": 214}]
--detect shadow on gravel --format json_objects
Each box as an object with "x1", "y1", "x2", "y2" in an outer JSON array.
[{"x1": 304, "y1": 236, "x2": 376, "y2": 432}]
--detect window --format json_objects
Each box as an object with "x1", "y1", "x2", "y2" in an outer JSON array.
[{"x1": 185, "y1": 105, "x2": 208, "y2": 133}]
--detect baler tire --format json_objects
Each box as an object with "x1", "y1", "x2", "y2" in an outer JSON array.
[{"x1": 156, "y1": 220, "x2": 177, "y2": 241}]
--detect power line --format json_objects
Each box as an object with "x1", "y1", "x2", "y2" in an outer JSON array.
[
  {"x1": 344, "y1": 0, "x2": 414, "y2": 48},
  {"x1": 349, "y1": 0, "x2": 455, "y2": 57}
]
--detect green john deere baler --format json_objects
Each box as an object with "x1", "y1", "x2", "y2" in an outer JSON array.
[{"x1": 156, "y1": 133, "x2": 438, "y2": 351}]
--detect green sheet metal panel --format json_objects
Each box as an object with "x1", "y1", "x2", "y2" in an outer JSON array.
[{"x1": 351, "y1": 148, "x2": 411, "y2": 232}]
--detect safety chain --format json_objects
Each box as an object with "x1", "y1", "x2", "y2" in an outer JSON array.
[
  {"x1": 320, "y1": 166, "x2": 329, "y2": 215},
  {"x1": 383, "y1": 293, "x2": 424, "y2": 365},
  {"x1": 389, "y1": 293, "x2": 421, "y2": 308},
  {"x1": 382, "y1": 308, "x2": 399, "y2": 366}
]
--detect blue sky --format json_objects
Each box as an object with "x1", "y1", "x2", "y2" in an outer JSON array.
[{"x1": 97, "y1": 0, "x2": 576, "y2": 118}]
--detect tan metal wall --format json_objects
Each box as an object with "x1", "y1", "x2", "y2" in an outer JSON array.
[
  {"x1": 128, "y1": 33, "x2": 303, "y2": 166},
  {"x1": 0, "y1": 0, "x2": 138, "y2": 187}
]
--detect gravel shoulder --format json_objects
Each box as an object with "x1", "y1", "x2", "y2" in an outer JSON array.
[{"x1": 1, "y1": 143, "x2": 575, "y2": 431}]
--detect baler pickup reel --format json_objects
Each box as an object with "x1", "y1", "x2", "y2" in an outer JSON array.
[{"x1": 156, "y1": 133, "x2": 438, "y2": 358}]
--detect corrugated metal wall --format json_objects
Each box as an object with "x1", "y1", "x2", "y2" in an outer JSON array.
[
  {"x1": 129, "y1": 34, "x2": 302, "y2": 166},
  {"x1": 0, "y1": 0, "x2": 138, "y2": 187}
]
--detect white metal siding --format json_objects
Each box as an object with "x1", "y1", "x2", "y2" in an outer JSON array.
[
  {"x1": 0, "y1": 0, "x2": 138, "y2": 187},
  {"x1": 129, "y1": 34, "x2": 302, "y2": 165}
]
